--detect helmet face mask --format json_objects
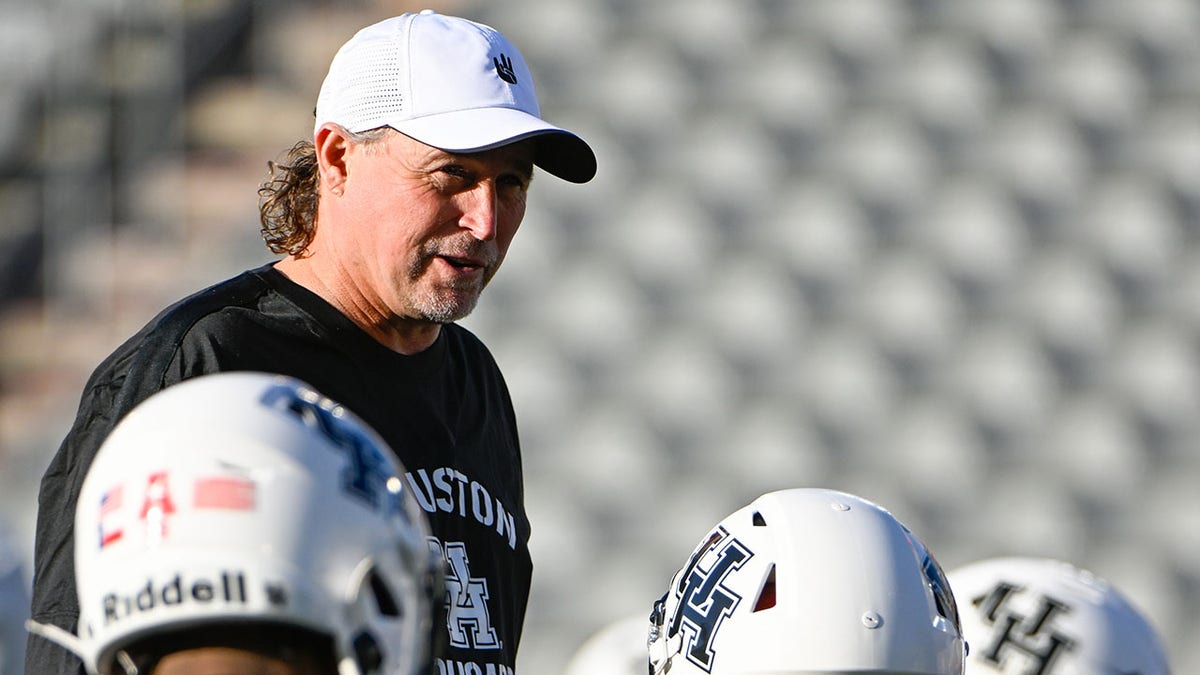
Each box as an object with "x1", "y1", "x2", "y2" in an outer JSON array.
[
  {"x1": 648, "y1": 488, "x2": 967, "y2": 675},
  {"x1": 949, "y1": 557, "x2": 1171, "y2": 675},
  {"x1": 47, "y1": 373, "x2": 441, "y2": 675}
]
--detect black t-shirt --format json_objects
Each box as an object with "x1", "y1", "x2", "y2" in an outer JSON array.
[{"x1": 27, "y1": 264, "x2": 531, "y2": 675}]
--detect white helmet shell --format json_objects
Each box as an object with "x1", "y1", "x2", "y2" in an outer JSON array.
[
  {"x1": 648, "y1": 488, "x2": 966, "y2": 675},
  {"x1": 61, "y1": 372, "x2": 440, "y2": 675},
  {"x1": 949, "y1": 557, "x2": 1171, "y2": 675},
  {"x1": 565, "y1": 614, "x2": 650, "y2": 675}
]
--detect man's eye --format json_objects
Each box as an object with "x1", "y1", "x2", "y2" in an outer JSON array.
[{"x1": 499, "y1": 174, "x2": 528, "y2": 190}]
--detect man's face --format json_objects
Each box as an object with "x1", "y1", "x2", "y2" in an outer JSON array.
[{"x1": 321, "y1": 129, "x2": 533, "y2": 325}]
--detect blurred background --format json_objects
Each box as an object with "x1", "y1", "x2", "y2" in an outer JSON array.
[{"x1": 1, "y1": 0, "x2": 1198, "y2": 672}]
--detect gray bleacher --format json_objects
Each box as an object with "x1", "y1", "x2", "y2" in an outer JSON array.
[{"x1": 1, "y1": 0, "x2": 1197, "y2": 673}]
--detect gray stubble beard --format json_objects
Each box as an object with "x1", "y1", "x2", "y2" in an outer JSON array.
[{"x1": 407, "y1": 252, "x2": 500, "y2": 324}]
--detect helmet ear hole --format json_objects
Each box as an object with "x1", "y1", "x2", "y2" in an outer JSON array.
[
  {"x1": 752, "y1": 511, "x2": 767, "y2": 526},
  {"x1": 753, "y1": 564, "x2": 777, "y2": 612},
  {"x1": 368, "y1": 568, "x2": 402, "y2": 617},
  {"x1": 351, "y1": 630, "x2": 384, "y2": 674},
  {"x1": 920, "y1": 554, "x2": 959, "y2": 629}
]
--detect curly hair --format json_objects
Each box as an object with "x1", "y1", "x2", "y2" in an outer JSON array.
[
  {"x1": 258, "y1": 127, "x2": 391, "y2": 256},
  {"x1": 258, "y1": 140, "x2": 320, "y2": 256}
]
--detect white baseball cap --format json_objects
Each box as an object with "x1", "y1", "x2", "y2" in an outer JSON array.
[{"x1": 314, "y1": 10, "x2": 597, "y2": 183}]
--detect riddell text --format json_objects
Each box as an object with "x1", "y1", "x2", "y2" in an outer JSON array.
[{"x1": 102, "y1": 570, "x2": 248, "y2": 624}]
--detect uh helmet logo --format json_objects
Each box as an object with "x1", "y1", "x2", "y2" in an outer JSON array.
[
  {"x1": 656, "y1": 527, "x2": 754, "y2": 673},
  {"x1": 970, "y1": 580, "x2": 1076, "y2": 673}
]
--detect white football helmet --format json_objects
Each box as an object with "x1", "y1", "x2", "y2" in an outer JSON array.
[
  {"x1": 648, "y1": 488, "x2": 966, "y2": 675},
  {"x1": 27, "y1": 372, "x2": 441, "y2": 675},
  {"x1": 949, "y1": 557, "x2": 1171, "y2": 675},
  {"x1": 565, "y1": 613, "x2": 650, "y2": 675}
]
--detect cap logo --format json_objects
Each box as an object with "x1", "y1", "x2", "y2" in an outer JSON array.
[{"x1": 493, "y1": 54, "x2": 518, "y2": 84}]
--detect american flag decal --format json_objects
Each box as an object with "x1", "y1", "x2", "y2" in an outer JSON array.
[
  {"x1": 98, "y1": 485, "x2": 124, "y2": 548},
  {"x1": 193, "y1": 476, "x2": 256, "y2": 510}
]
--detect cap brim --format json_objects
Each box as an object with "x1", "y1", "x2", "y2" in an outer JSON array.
[{"x1": 390, "y1": 108, "x2": 597, "y2": 183}]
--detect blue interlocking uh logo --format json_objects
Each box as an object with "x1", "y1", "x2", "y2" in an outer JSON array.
[
  {"x1": 670, "y1": 528, "x2": 753, "y2": 672},
  {"x1": 261, "y1": 383, "x2": 404, "y2": 516}
]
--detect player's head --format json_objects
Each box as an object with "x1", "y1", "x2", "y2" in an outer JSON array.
[
  {"x1": 948, "y1": 556, "x2": 1170, "y2": 675},
  {"x1": 648, "y1": 488, "x2": 966, "y2": 675},
  {"x1": 28, "y1": 372, "x2": 441, "y2": 675},
  {"x1": 564, "y1": 614, "x2": 650, "y2": 675}
]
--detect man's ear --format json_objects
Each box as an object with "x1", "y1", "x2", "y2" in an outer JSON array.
[{"x1": 314, "y1": 123, "x2": 350, "y2": 195}]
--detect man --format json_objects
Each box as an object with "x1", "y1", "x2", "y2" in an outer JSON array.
[
  {"x1": 647, "y1": 488, "x2": 967, "y2": 674},
  {"x1": 27, "y1": 372, "x2": 441, "y2": 675},
  {"x1": 28, "y1": 10, "x2": 596, "y2": 674},
  {"x1": 948, "y1": 556, "x2": 1171, "y2": 674}
]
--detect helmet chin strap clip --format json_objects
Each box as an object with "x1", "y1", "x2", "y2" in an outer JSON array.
[
  {"x1": 114, "y1": 650, "x2": 140, "y2": 675},
  {"x1": 646, "y1": 594, "x2": 683, "y2": 675}
]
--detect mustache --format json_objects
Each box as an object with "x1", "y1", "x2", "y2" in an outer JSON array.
[{"x1": 421, "y1": 237, "x2": 499, "y2": 267}]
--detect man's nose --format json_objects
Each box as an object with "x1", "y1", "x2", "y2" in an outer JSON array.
[{"x1": 458, "y1": 181, "x2": 499, "y2": 241}]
